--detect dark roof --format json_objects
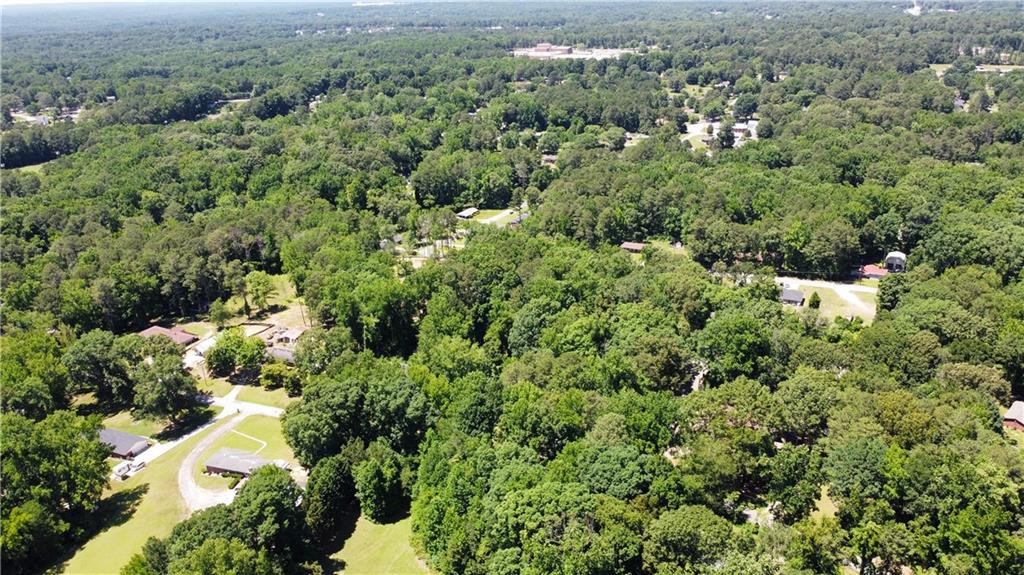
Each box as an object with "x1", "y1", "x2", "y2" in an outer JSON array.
[
  {"x1": 205, "y1": 448, "x2": 288, "y2": 476},
  {"x1": 138, "y1": 325, "x2": 197, "y2": 346},
  {"x1": 100, "y1": 428, "x2": 151, "y2": 458},
  {"x1": 780, "y1": 288, "x2": 805, "y2": 304}
]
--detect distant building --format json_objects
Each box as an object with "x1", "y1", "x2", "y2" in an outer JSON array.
[
  {"x1": 138, "y1": 325, "x2": 198, "y2": 347},
  {"x1": 620, "y1": 241, "x2": 647, "y2": 253},
  {"x1": 273, "y1": 327, "x2": 307, "y2": 346},
  {"x1": 1004, "y1": 401, "x2": 1024, "y2": 432},
  {"x1": 205, "y1": 447, "x2": 289, "y2": 477},
  {"x1": 884, "y1": 251, "x2": 907, "y2": 273},
  {"x1": 859, "y1": 264, "x2": 889, "y2": 279},
  {"x1": 533, "y1": 43, "x2": 573, "y2": 55},
  {"x1": 780, "y1": 288, "x2": 805, "y2": 306},
  {"x1": 100, "y1": 428, "x2": 151, "y2": 460},
  {"x1": 456, "y1": 207, "x2": 479, "y2": 219}
]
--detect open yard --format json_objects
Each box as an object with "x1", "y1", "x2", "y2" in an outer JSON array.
[
  {"x1": 237, "y1": 385, "x2": 297, "y2": 409},
  {"x1": 60, "y1": 418, "x2": 231, "y2": 574},
  {"x1": 332, "y1": 516, "x2": 428, "y2": 575},
  {"x1": 811, "y1": 486, "x2": 839, "y2": 520},
  {"x1": 805, "y1": 286, "x2": 876, "y2": 323},
  {"x1": 192, "y1": 415, "x2": 297, "y2": 490},
  {"x1": 197, "y1": 376, "x2": 234, "y2": 398},
  {"x1": 102, "y1": 410, "x2": 165, "y2": 438}
]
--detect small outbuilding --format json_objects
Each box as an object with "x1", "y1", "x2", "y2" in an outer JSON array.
[
  {"x1": 274, "y1": 327, "x2": 307, "y2": 346},
  {"x1": 859, "y1": 264, "x2": 888, "y2": 279},
  {"x1": 100, "y1": 428, "x2": 151, "y2": 460},
  {"x1": 620, "y1": 241, "x2": 647, "y2": 253},
  {"x1": 884, "y1": 251, "x2": 907, "y2": 273},
  {"x1": 1004, "y1": 401, "x2": 1024, "y2": 432},
  {"x1": 780, "y1": 288, "x2": 805, "y2": 306},
  {"x1": 138, "y1": 325, "x2": 198, "y2": 347},
  {"x1": 456, "y1": 207, "x2": 479, "y2": 219},
  {"x1": 204, "y1": 448, "x2": 290, "y2": 477}
]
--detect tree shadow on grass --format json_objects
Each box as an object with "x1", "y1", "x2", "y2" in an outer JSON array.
[
  {"x1": 307, "y1": 508, "x2": 361, "y2": 574},
  {"x1": 45, "y1": 485, "x2": 150, "y2": 574},
  {"x1": 154, "y1": 406, "x2": 216, "y2": 441}
]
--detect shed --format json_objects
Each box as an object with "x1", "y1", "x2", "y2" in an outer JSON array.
[
  {"x1": 620, "y1": 241, "x2": 647, "y2": 253},
  {"x1": 204, "y1": 448, "x2": 289, "y2": 477},
  {"x1": 1005, "y1": 401, "x2": 1024, "y2": 432},
  {"x1": 456, "y1": 207, "x2": 479, "y2": 219},
  {"x1": 884, "y1": 251, "x2": 907, "y2": 273},
  {"x1": 100, "y1": 428, "x2": 151, "y2": 460},
  {"x1": 780, "y1": 288, "x2": 805, "y2": 306},
  {"x1": 859, "y1": 264, "x2": 888, "y2": 279},
  {"x1": 138, "y1": 325, "x2": 197, "y2": 347}
]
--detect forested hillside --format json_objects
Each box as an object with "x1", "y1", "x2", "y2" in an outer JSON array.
[{"x1": 2, "y1": 2, "x2": 1023, "y2": 575}]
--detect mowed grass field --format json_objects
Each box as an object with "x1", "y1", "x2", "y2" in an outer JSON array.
[
  {"x1": 237, "y1": 384, "x2": 296, "y2": 409},
  {"x1": 192, "y1": 415, "x2": 297, "y2": 490},
  {"x1": 333, "y1": 516, "x2": 428, "y2": 575},
  {"x1": 60, "y1": 418, "x2": 230, "y2": 574},
  {"x1": 102, "y1": 410, "x2": 165, "y2": 438},
  {"x1": 804, "y1": 287, "x2": 876, "y2": 324}
]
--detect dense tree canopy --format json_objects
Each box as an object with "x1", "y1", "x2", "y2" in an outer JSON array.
[{"x1": 2, "y1": 2, "x2": 1024, "y2": 574}]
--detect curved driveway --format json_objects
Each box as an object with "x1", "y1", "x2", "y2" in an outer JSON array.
[
  {"x1": 177, "y1": 386, "x2": 286, "y2": 512},
  {"x1": 177, "y1": 414, "x2": 246, "y2": 512}
]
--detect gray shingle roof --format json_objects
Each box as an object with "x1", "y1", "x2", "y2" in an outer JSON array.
[
  {"x1": 100, "y1": 428, "x2": 151, "y2": 458},
  {"x1": 205, "y1": 448, "x2": 290, "y2": 476},
  {"x1": 780, "y1": 288, "x2": 805, "y2": 304},
  {"x1": 1005, "y1": 401, "x2": 1024, "y2": 425}
]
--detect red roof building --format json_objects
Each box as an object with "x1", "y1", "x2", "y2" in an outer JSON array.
[
  {"x1": 859, "y1": 264, "x2": 889, "y2": 279},
  {"x1": 138, "y1": 325, "x2": 198, "y2": 347}
]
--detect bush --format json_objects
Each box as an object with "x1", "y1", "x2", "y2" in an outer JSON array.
[{"x1": 259, "y1": 362, "x2": 301, "y2": 394}]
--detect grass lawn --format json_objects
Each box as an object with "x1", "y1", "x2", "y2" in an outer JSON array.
[
  {"x1": 854, "y1": 278, "x2": 880, "y2": 288},
  {"x1": 178, "y1": 321, "x2": 215, "y2": 338},
  {"x1": 237, "y1": 385, "x2": 296, "y2": 409},
  {"x1": 681, "y1": 131, "x2": 709, "y2": 150},
  {"x1": 929, "y1": 63, "x2": 952, "y2": 75},
  {"x1": 470, "y1": 208, "x2": 505, "y2": 221},
  {"x1": 648, "y1": 239, "x2": 689, "y2": 257},
  {"x1": 811, "y1": 485, "x2": 839, "y2": 520},
  {"x1": 103, "y1": 411, "x2": 165, "y2": 438},
  {"x1": 222, "y1": 274, "x2": 301, "y2": 324},
  {"x1": 807, "y1": 287, "x2": 875, "y2": 324},
  {"x1": 332, "y1": 516, "x2": 427, "y2": 575},
  {"x1": 1007, "y1": 428, "x2": 1024, "y2": 451},
  {"x1": 17, "y1": 162, "x2": 46, "y2": 173},
  {"x1": 480, "y1": 209, "x2": 521, "y2": 227},
  {"x1": 192, "y1": 415, "x2": 297, "y2": 490},
  {"x1": 854, "y1": 291, "x2": 877, "y2": 316},
  {"x1": 197, "y1": 376, "x2": 234, "y2": 398},
  {"x1": 60, "y1": 418, "x2": 230, "y2": 574}
]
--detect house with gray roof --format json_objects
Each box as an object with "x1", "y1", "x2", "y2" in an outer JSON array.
[
  {"x1": 204, "y1": 448, "x2": 290, "y2": 477},
  {"x1": 100, "y1": 428, "x2": 151, "y2": 459},
  {"x1": 780, "y1": 288, "x2": 805, "y2": 306}
]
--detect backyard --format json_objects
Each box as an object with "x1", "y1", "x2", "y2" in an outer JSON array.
[{"x1": 332, "y1": 516, "x2": 428, "y2": 575}]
